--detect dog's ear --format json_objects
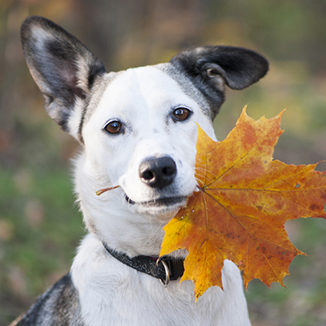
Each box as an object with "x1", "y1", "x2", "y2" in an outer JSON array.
[
  {"x1": 170, "y1": 46, "x2": 268, "y2": 116},
  {"x1": 21, "y1": 16, "x2": 106, "y2": 138}
]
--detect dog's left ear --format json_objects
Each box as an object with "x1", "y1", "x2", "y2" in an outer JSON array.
[
  {"x1": 170, "y1": 46, "x2": 268, "y2": 116},
  {"x1": 21, "y1": 16, "x2": 106, "y2": 139}
]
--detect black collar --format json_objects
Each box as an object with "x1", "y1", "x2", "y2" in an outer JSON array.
[{"x1": 102, "y1": 242, "x2": 184, "y2": 285}]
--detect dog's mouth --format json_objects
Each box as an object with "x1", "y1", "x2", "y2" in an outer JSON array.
[
  {"x1": 96, "y1": 185, "x2": 188, "y2": 208},
  {"x1": 125, "y1": 194, "x2": 187, "y2": 207}
]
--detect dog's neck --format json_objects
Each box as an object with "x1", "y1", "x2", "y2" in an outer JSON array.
[{"x1": 74, "y1": 153, "x2": 175, "y2": 257}]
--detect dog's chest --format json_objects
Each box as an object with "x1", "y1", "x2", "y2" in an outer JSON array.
[
  {"x1": 71, "y1": 235, "x2": 250, "y2": 326},
  {"x1": 73, "y1": 267, "x2": 218, "y2": 325},
  {"x1": 78, "y1": 278, "x2": 217, "y2": 326}
]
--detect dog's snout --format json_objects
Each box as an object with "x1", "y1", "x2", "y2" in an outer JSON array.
[{"x1": 139, "y1": 156, "x2": 177, "y2": 189}]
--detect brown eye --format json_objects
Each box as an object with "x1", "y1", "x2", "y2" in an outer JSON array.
[
  {"x1": 104, "y1": 120, "x2": 123, "y2": 134},
  {"x1": 172, "y1": 107, "x2": 192, "y2": 122}
]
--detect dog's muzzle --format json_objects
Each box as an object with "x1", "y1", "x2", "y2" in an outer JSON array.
[
  {"x1": 123, "y1": 155, "x2": 189, "y2": 211},
  {"x1": 139, "y1": 155, "x2": 177, "y2": 189}
]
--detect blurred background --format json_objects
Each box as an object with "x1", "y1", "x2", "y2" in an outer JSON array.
[{"x1": 0, "y1": 0, "x2": 326, "y2": 325}]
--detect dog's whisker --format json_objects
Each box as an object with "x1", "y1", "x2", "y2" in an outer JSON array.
[
  {"x1": 194, "y1": 167, "x2": 210, "y2": 174},
  {"x1": 96, "y1": 185, "x2": 120, "y2": 196},
  {"x1": 195, "y1": 165, "x2": 214, "y2": 173},
  {"x1": 194, "y1": 166, "x2": 207, "y2": 172},
  {"x1": 194, "y1": 171, "x2": 208, "y2": 180},
  {"x1": 195, "y1": 167, "x2": 216, "y2": 179},
  {"x1": 194, "y1": 170, "x2": 207, "y2": 177}
]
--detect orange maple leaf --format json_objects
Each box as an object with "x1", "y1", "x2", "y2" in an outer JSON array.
[{"x1": 160, "y1": 107, "x2": 326, "y2": 299}]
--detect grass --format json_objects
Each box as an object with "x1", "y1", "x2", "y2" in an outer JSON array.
[{"x1": 0, "y1": 167, "x2": 84, "y2": 324}]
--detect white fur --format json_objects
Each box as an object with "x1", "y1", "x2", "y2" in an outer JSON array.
[
  {"x1": 67, "y1": 97, "x2": 85, "y2": 140},
  {"x1": 71, "y1": 65, "x2": 251, "y2": 325},
  {"x1": 72, "y1": 235, "x2": 250, "y2": 326}
]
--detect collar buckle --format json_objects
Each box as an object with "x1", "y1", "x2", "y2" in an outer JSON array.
[{"x1": 156, "y1": 257, "x2": 171, "y2": 286}]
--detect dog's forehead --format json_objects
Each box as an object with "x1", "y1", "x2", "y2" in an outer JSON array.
[
  {"x1": 105, "y1": 64, "x2": 188, "y2": 100},
  {"x1": 86, "y1": 63, "x2": 211, "y2": 122}
]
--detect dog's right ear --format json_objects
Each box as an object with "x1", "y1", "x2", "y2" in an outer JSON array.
[{"x1": 21, "y1": 16, "x2": 106, "y2": 139}]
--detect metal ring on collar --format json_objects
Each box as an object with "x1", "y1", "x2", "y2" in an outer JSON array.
[{"x1": 156, "y1": 258, "x2": 171, "y2": 286}]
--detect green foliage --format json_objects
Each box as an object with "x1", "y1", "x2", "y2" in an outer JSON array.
[{"x1": 0, "y1": 168, "x2": 84, "y2": 324}]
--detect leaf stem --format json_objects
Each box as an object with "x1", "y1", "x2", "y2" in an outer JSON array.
[{"x1": 96, "y1": 185, "x2": 120, "y2": 196}]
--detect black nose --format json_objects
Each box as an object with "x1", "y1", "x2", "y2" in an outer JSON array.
[{"x1": 139, "y1": 156, "x2": 177, "y2": 189}]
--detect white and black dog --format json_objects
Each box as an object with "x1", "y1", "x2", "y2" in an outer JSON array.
[{"x1": 15, "y1": 16, "x2": 268, "y2": 326}]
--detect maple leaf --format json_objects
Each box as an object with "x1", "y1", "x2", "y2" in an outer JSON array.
[{"x1": 160, "y1": 107, "x2": 326, "y2": 299}]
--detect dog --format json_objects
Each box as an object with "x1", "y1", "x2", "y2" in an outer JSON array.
[{"x1": 15, "y1": 16, "x2": 268, "y2": 326}]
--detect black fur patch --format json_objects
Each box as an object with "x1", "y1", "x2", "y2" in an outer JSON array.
[
  {"x1": 21, "y1": 16, "x2": 105, "y2": 133},
  {"x1": 171, "y1": 46, "x2": 268, "y2": 116},
  {"x1": 78, "y1": 60, "x2": 106, "y2": 143},
  {"x1": 88, "y1": 61, "x2": 106, "y2": 89},
  {"x1": 16, "y1": 273, "x2": 83, "y2": 325}
]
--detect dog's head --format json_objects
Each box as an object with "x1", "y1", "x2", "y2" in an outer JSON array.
[{"x1": 21, "y1": 17, "x2": 268, "y2": 223}]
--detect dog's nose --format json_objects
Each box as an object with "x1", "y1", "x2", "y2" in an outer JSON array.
[{"x1": 139, "y1": 156, "x2": 177, "y2": 189}]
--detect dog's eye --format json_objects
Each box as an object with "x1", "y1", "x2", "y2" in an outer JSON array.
[
  {"x1": 172, "y1": 107, "x2": 192, "y2": 122},
  {"x1": 104, "y1": 120, "x2": 123, "y2": 135}
]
